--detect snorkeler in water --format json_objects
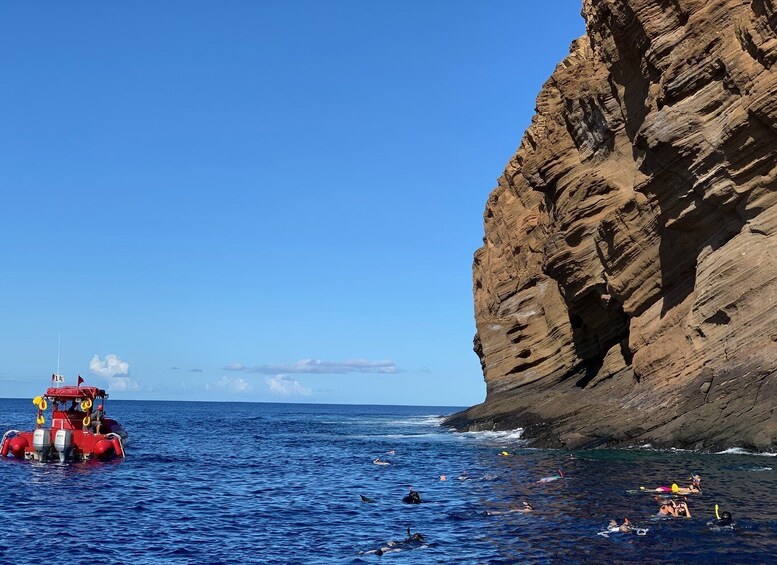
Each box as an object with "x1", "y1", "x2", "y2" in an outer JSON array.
[
  {"x1": 607, "y1": 518, "x2": 632, "y2": 532},
  {"x1": 538, "y1": 469, "x2": 564, "y2": 483},
  {"x1": 485, "y1": 501, "x2": 534, "y2": 516},
  {"x1": 708, "y1": 505, "x2": 734, "y2": 529},
  {"x1": 656, "y1": 501, "x2": 678, "y2": 517},
  {"x1": 714, "y1": 511, "x2": 733, "y2": 527},
  {"x1": 402, "y1": 488, "x2": 422, "y2": 504},
  {"x1": 675, "y1": 500, "x2": 691, "y2": 517},
  {"x1": 642, "y1": 474, "x2": 701, "y2": 494},
  {"x1": 360, "y1": 527, "x2": 426, "y2": 556}
]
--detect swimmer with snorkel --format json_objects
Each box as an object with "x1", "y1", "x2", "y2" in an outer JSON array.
[
  {"x1": 485, "y1": 501, "x2": 534, "y2": 516},
  {"x1": 708, "y1": 504, "x2": 734, "y2": 529},
  {"x1": 641, "y1": 474, "x2": 701, "y2": 495}
]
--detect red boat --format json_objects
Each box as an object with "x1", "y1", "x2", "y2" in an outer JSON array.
[{"x1": 1, "y1": 384, "x2": 128, "y2": 462}]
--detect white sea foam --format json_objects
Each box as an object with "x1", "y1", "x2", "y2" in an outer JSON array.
[
  {"x1": 365, "y1": 415, "x2": 447, "y2": 427},
  {"x1": 715, "y1": 447, "x2": 777, "y2": 457},
  {"x1": 460, "y1": 428, "x2": 525, "y2": 442},
  {"x1": 626, "y1": 444, "x2": 776, "y2": 457},
  {"x1": 416, "y1": 415, "x2": 447, "y2": 427}
]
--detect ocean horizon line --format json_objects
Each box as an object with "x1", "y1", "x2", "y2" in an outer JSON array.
[{"x1": 0, "y1": 396, "x2": 468, "y2": 411}]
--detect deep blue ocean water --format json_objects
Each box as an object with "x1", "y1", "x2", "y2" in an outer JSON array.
[{"x1": 0, "y1": 399, "x2": 775, "y2": 563}]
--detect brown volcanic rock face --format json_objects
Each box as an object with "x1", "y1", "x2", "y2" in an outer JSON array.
[{"x1": 449, "y1": 0, "x2": 777, "y2": 450}]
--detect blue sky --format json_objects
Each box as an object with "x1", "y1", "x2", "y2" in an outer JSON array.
[{"x1": 0, "y1": 2, "x2": 584, "y2": 405}]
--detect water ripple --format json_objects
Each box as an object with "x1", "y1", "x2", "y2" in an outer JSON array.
[{"x1": 0, "y1": 400, "x2": 775, "y2": 563}]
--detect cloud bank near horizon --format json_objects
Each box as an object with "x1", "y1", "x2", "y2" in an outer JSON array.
[
  {"x1": 207, "y1": 375, "x2": 253, "y2": 393},
  {"x1": 89, "y1": 353, "x2": 139, "y2": 392},
  {"x1": 265, "y1": 375, "x2": 312, "y2": 396},
  {"x1": 224, "y1": 358, "x2": 404, "y2": 375}
]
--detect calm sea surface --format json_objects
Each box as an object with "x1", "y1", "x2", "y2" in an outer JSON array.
[{"x1": 0, "y1": 399, "x2": 774, "y2": 563}]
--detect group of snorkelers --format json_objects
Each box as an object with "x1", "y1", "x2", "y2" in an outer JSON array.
[
  {"x1": 650, "y1": 474, "x2": 701, "y2": 518},
  {"x1": 363, "y1": 456, "x2": 735, "y2": 554},
  {"x1": 613, "y1": 473, "x2": 735, "y2": 531},
  {"x1": 360, "y1": 449, "x2": 544, "y2": 555}
]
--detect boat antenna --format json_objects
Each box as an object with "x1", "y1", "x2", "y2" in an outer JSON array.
[{"x1": 51, "y1": 331, "x2": 62, "y2": 388}]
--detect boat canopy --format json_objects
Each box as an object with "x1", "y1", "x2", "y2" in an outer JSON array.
[{"x1": 44, "y1": 386, "x2": 107, "y2": 400}]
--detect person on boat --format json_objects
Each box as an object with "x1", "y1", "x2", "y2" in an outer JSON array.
[
  {"x1": 90, "y1": 404, "x2": 105, "y2": 434},
  {"x1": 402, "y1": 488, "x2": 422, "y2": 504}
]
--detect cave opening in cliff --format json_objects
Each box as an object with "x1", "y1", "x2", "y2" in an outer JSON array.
[{"x1": 563, "y1": 286, "x2": 632, "y2": 388}]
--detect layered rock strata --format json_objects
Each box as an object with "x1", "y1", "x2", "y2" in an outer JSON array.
[{"x1": 448, "y1": 0, "x2": 777, "y2": 450}]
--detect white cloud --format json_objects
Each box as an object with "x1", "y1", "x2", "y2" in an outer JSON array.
[
  {"x1": 223, "y1": 362, "x2": 246, "y2": 371},
  {"x1": 265, "y1": 375, "x2": 312, "y2": 396},
  {"x1": 89, "y1": 354, "x2": 138, "y2": 392},
  {"x1": 251, "y1": 358, "x2": 404, "y2": 375},
  {"x1": 208, "y1": 375, "x2": 253, "y2": 393},
  {"x1": 90, "y1": 354, "x2": 129, "y2": 378}
]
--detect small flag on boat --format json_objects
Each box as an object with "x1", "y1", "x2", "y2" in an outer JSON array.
[
  {"x1": 77, "y1": 375, "x2": 84, "y2": 385},
  {"x1": 51, "y1": 373, "x2": 64, "y2": 383}
]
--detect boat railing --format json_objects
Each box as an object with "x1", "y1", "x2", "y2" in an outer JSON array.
[
  {"x1": 105, "y1": 433, "x2": 125, "y2": 457},
  {"x1": 1, "y1": 430, "x2": 21, "y2": 443}
]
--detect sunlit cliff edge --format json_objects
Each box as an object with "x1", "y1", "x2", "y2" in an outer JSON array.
[{"x1": 447, "y1": 0, "x2": 777, "y2": 451}]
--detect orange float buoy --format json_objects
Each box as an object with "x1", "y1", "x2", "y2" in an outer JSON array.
[
  {"x1": 93, "y1": 439, "x2": 115, "y2": 461},
  {"x1": 9, "y1": 436, "x2": 29, "y2": 459}
]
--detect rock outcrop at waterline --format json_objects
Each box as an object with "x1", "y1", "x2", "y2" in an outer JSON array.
[{"x1": 447, "y1": 0, "x2": 777, "y2": 451}]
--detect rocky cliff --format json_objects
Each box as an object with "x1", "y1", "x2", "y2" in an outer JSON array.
[{"x1": 448, "y1": 0, "x2": 777, "y2": 451}]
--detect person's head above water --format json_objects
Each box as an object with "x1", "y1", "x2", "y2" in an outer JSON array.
[{"x1": 523, "y1": 501, "x2": 534, "y2": 510}]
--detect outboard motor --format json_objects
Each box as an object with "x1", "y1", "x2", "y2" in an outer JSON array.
[
  {"x1": 32, "y1": 429, "x2": 52, "y2": 461},
  {"x1": 54, "y1": 429, "x2": 73, "y2": 462}
]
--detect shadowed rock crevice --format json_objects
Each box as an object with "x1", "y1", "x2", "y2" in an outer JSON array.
[{"x1": 449, "y1": 0, "x2": 777, "y2": 451}]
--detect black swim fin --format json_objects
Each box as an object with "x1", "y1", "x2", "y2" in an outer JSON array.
[{"x1": 360, "y1": 494, "x2": 376, "y2": 503}]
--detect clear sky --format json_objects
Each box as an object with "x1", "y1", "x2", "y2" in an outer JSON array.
[{"x1": 0, "y1": 1, "x2": 584, "y2": 405}]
